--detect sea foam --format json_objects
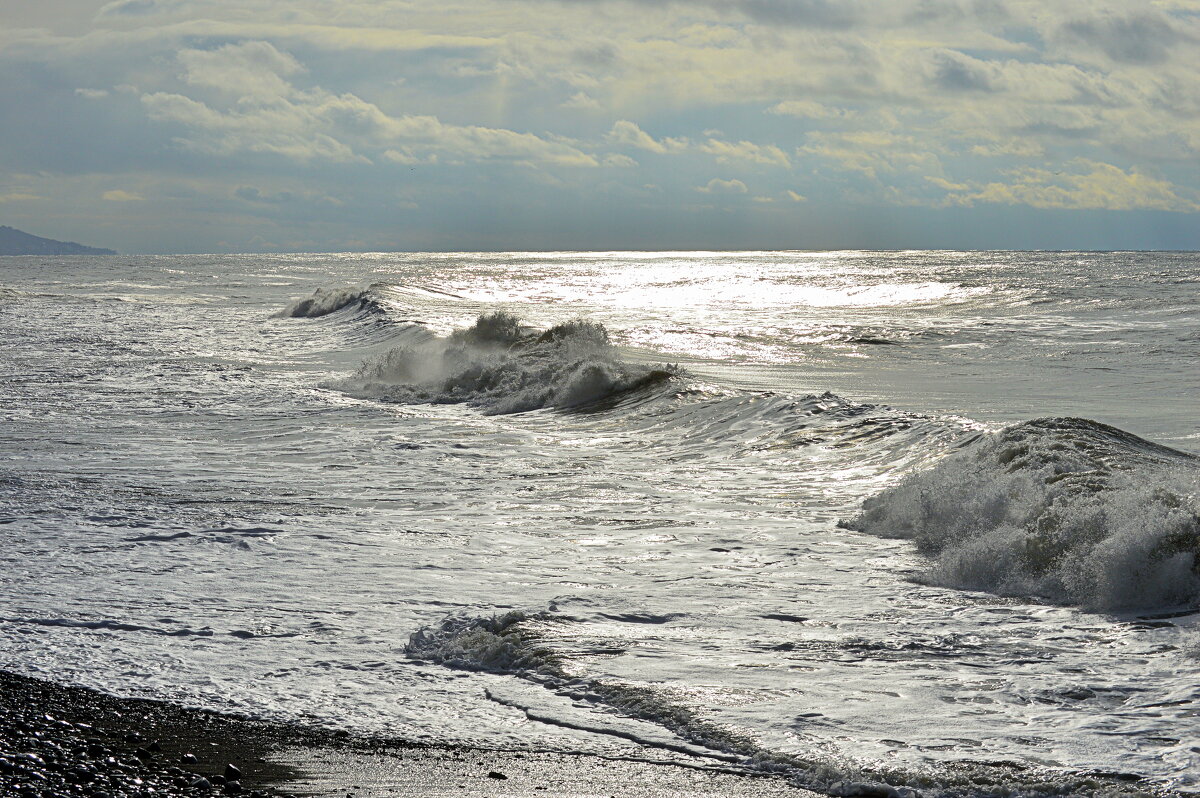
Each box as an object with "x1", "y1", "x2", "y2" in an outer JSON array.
[
  {"x1": 847, "y1": 418, "x2": 1200, "y2": 611},
  {"x1": 405, "y1": 611, "x2": 858, "y2": 789}
]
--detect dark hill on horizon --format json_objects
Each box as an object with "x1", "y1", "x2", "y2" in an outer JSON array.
[{"x1": 0, "y1": 225, "x2": 117, "y2": 255}]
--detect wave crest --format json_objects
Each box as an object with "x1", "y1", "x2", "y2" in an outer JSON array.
[
  {"x1": 276, "y1": 285, "x2": 385, "y2": 318},
  {"x1": 341, "y1": 312, "x2": 677, "y2": 415},
  {"x1": 847, "y1": 418, "x2": 1200, "y2": 611}
]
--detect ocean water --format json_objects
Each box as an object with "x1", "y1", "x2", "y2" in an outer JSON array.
[{"x1": 1, "y1": 251, "x2": 1198, "y2": 796}]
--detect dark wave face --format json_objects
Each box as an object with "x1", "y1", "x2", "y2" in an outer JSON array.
[
  {"x1": 276, "y1": 285, "x2": 388, "y2": 318},
  {"x1": 336, "y1": 311, "x2": 678, "y2": 415},
  {"x1": 848, "y1": 418, "x2": 1200, "y2": 611}
]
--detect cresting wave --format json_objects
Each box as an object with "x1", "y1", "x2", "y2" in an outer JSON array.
[
  {"x1": 337, "y1": 311, "x2": 677, "y2": 415},
  {"x1": 847, "y1": 418, "x2": 1200, "y2": 611},
  {"x1": 275, "y1": 284, "x2": 389, "y2": 318}
]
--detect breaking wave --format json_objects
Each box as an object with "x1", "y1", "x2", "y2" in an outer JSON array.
[
  {"x1": 338, "y1": 311, "x2": 677, "y2": 415},
  {"x1": 276, "y1": 285, "x2": 388, "y2": 318},
  {"x1": 847, "y1": 418, "x2": 1200, "y2": 611}
]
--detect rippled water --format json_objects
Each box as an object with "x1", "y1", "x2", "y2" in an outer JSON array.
[{"x1": 2, "y1": 251, "x2": 1198, "y2": 796}]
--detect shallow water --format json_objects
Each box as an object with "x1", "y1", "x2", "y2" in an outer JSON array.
[{"x1": 2, "y1": 251, "x2": 1198, "y2": 795}]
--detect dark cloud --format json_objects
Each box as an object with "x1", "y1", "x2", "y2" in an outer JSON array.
[
  {"x1": 572, "y1": 42, "x2": 619, "y2": 68},
  {"x1": 96, "y1": 0, "x2": 192, "y2": 18},
  {"x1": 549, "y1": 0, "x2": 861, "y2": 28},
  {"x1": 235, "y1": 186, "x2": 287, "y2": 203},
  {"x1": 731, "y1": 0, "x2": 860, "y2": 29},
  {"x1": 551, "y1": 0, "x2": 1011, "y2": 29},
  {"x1": 904, "y1": 0, "x2": 1009, "y2": 26},
  {"x1": 1018, "y1": 121, "x2": 1100, "y2": 140},
  {"x1": 929, "y1": 50, "x2": 995, "y2": 92},
  {"x1": 1058, "y1": 12, "x2": 1183, "y2": 65}
]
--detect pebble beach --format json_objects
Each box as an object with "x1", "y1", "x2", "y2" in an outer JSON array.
[{"x1": 0, "y1": 671, "x2": 820, "y2": 797}]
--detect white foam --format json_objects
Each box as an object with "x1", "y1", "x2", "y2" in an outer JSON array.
[
  {"x1": 848, "y1": 418, "x2": 1200, "y2": 611},
  {"x1": 405, "y1": 611, "x2": 866, "y2": 790}
]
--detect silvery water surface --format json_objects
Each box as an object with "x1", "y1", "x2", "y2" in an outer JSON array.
[{"x1": 2, "y1": 251, "x2": 1198, "y2": 796}]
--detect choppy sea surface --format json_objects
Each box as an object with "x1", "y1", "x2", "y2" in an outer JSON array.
[{"x1": 2, "y1": 251, "x2": 1198, "y2": 796}]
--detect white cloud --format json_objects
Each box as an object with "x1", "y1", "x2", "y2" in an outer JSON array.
[
  {"x1": 800, "y1": 131, "x2": 945, "y2": 181},
  {"x1": 0, "y1": 192, "x2": 44, "y2": 203},
  {"x1": 178, "y1": 41, "x2": 304, "y2": 100},
  {"x1": 102, "y1": 189, "x2": 144, "y2": 201},
  {"x1": 141, "y1": 42, "x2": 599, "y2": 168},
  {"x1": 602, "y1": 153, "x2": 637, "y2": 167},
  {"x1": 75, "y1": 88, "x2": 110, "y2": 99},
  {"x1": 695, "y1": 177, "x2": 748, "y2": 194},
  {"x1": 698, "y1": 138, "x2": 790, "y2": 167},
  {"x1": 938, "y1": 160, "x2": 1199, "y2": 212},
  {"x1": 609, "y1": 121, "x2": 788, "y2": 166},
  {"x1": 769, "y1": 100, "x2": 852, "y2": 119},
  {"x1": 561, "y1": 91, "x2": 601, "y2": 109},
  {"x1": 607, "y1": 120, "x2": 687, "y2": 154}
]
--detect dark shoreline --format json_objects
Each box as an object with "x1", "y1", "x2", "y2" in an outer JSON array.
[
  {"x1": 1, "y1": 670, "x2": 307, "y2": 796},
  {"x1": 0, "y1": 670, "x2": 818, "y2": 797}
]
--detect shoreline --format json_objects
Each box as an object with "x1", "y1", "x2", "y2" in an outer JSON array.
[{"x1": 0, "y1": 670, "x2": 819, "y2": 797}]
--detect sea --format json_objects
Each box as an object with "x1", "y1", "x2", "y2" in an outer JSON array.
[{"x1": 1, "y1": 251, "x2": 1198, "y2": 796}]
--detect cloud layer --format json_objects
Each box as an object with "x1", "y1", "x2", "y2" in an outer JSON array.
[{"x1": 1, "y1": 0, "x2": 1198, "y2": 251}]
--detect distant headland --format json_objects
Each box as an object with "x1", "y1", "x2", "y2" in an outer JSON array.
[{"x1": 0, "y1": 225, "x2": 117, "y2": 256}]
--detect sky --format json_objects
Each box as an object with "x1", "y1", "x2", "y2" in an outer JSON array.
[{"x1": 1, "y1": 0, "x2": 1199, "y2": 253}]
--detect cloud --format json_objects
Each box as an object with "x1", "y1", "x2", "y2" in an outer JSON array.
[
  {"x1": 927, "y1": 49, "x2": 996, "y2": 92},
  {"x1": 102, "y1": 189, "x2": 143, "y2": 201},
  {"x1": 969, "y1": 141, "x2": 1045, "y2": 158},
  {"x1": 698, "y1": 138, "x2": 790, "y2": 166},
  {"x1": 233, "y1": 185, "x2": 342, "y2": 206},
  {"x1": 607, "y1": 120, "x2": 687, "y2": 154},
  {"x1": 939, "y1": 161, "x2": 1199, "y2": 212},
  {"x1": 561, "y1": 91, "x2": 601, "y2": 109},
  {"x1": 1056, "y1": 11, "x2": 1185, "y2": 65},
  {"x1": 141, "y1": 91, "x2": 366, "y2": 162},
  {"x1": 0, "y1": 192, "x2": 44, "y2": 203},
  {"x1": 695, "y1": 177, "x2": 748, "y2": 194},
  {"x1": 234, "y1": 186, "x2": 289, "y2": 203},
  {"x1": 721, "y1": 0, "x2": 862, "y2": 29},
  {"x1": 141, "y1": 42, "x2": 599, "y2": 168},
  {"x1": 608, "y1": 121, "x2": 788, "y2": 165},
  {"x1": 602, "y1": 153, "x2": 637, "y2": 167},
  {"x1": 769, "y1": 100, "x2": 853, "y2": 119},
  {"x1": 4, "y1": 0, "x2": 1200, "y2": 251},
  {"x1": 800, "y1": 131, "x2": 944, "y2": 181},
  {"x1": 565, "y1": 0, "x2": 862, "y2": 29},
  {"x1": 177, "y1": 40, "x2": 304, "y2": 100},
  {"x1": 378, "y1": 117, "x2": 599, "y2": 167},
  {"x1": 96, "y1": 0, "x2": 194, "y2": 17}
]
